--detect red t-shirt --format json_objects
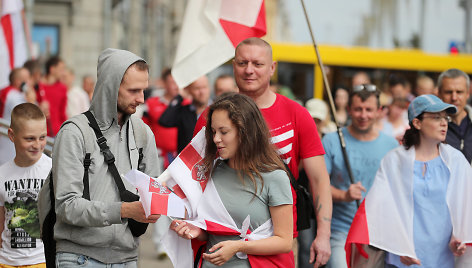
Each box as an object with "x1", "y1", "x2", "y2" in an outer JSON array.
[
  {"x1": 143, "y1": 96, "x2": 178, "y2": 156},
  {"x1": 260, "y1": 94, "x2": 325, "y2": 176},
  {"x1": 39, "y1": 82, "x2": 68, "y2": 136},
  {"x1": 194, "y1": 94, "x2": 325, "y2": 237}
]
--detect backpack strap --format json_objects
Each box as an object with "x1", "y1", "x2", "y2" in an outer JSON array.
[
  {"x1": 83, "y1": 111, "x2": 128, "y2": 200},
  {"x1": 82, "y1": 153, "x2": 92, "y2": 200},
  {"x1": 48, "y1": 171, "x2": 55, "y2": 212},
  {"x1": 60, "y1": 119, "x2": 94, "y2": 201}
]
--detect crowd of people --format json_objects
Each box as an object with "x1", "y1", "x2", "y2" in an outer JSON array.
[
  {"x1": 0, "y1": 56, "x2": 95, "y2": 166},
  {"x1": 0, "y1": 37, "x2": 471, "y2": 268}
]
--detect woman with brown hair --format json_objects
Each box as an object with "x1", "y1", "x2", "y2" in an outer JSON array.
[{"x1": 171, "y1": 92, "x2": 294, "y2": 267}]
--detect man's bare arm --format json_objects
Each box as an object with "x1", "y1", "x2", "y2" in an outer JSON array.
[{"x1": 303, "y1": 155, "x2": 332, "y2": 268}]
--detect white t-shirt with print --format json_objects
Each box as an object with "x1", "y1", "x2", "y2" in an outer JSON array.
[{"x1": 0, "y1": 154, "x2": 51, "y2": 265}]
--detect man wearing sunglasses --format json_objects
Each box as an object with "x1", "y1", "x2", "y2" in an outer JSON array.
[
  {"x1": 437, "y1": 68, "x2": 472, "y2": 164},
  {"x1": 321, "y1": 84, "x2": 398, "y2": 268}
]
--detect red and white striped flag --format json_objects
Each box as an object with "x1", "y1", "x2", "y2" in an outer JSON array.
[
  {"x1": 124, "y1": 170, "x2": 186, "y2": 218},
  {"x1": 171, "y1": 0, "x2": 266, "y2": 89},
  {"x1": 345, "y1": 145, "x2": 472, "y2": 268},
  {"x1": 1, "y1": 0, "x2": 28, "y2": 88}
]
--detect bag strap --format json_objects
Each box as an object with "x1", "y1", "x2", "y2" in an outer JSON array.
[
  {"x1": 48, "y1": 171, "x2": 55, "y2": 210},
  {"x1": 284, "y1": 163, "x2": 300, "y2": 189},
  {"x1": 138, "y1": 148, "x2": 144, "y2": 167},
  {"x1": 194, "y1": 245, "x2": 205, "y2": 268},
  {"x1": 49, "y1": 120, "x2": 93, "y2": 203},
  {"x1": 83, "y1": 111, "x2": 128, "y2": 200},
  {"x1": 82, "y1": 153, "x2": 92, "y2": 200}
]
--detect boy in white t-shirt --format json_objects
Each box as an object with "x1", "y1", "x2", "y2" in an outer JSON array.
[{"x1": 0, "y1": 103, "x2": 50, "y2": 268}]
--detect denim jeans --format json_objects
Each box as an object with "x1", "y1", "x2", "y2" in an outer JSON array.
[
  {"x1": 297, "y1": 219, "x2": 317, "y2": 268},
  {"x1": 56, "y1": 252, "x2": 137, "y2": 268},
  {"x1": 325, "y1": 231, "x2": 348, "y2": 268}
]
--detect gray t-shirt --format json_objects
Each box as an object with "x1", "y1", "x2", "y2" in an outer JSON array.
[{"x1": 203, "y1": 161, "x2": 292, "y2": 268}]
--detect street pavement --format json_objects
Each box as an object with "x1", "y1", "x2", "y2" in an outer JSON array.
[{"x1": 138, "y1": 227, "x2": 173, "y2": 268}]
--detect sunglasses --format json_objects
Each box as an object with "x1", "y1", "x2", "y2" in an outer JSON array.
[{"x1": 352, "y1": 84, "x2": 377, "y2": 92}]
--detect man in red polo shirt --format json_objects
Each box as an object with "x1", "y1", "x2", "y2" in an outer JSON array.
[{"x1": 194, "y1": 38, "x2": 332, "y2": 268}]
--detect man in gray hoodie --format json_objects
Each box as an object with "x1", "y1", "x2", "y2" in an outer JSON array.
[{"x1": 52, "y1": 49, "x2": 160, "y2": 266}]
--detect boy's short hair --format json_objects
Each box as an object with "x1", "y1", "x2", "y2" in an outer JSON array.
[{"x1": 10, "y1": 103, "x2": 46, "y2": 131}]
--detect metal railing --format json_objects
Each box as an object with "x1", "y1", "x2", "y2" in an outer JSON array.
[{"x1": 0, "y1": 117, "x2": 54, "y2": 156}]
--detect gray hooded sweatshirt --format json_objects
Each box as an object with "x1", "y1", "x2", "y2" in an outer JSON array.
[{"x1": 51, "y1": 49, "x2": 159, "y2": 263}]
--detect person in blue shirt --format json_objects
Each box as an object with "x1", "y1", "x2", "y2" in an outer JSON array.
[{"x1": 323, "y1": 84, "x2": 398, "y2": 268}]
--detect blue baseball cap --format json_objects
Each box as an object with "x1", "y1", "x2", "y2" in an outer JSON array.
[{"x1": 408, "y1": 94, "x2": 457, "y2": 122}]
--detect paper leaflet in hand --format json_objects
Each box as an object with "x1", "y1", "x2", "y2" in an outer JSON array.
[{"x1": 123, "y1": 169, "x2": 186, "y2": 218}]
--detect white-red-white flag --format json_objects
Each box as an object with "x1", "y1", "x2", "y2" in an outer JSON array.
[
  {"x1": 157, "y1": 127, "x2": 208, "y2": 218},
  {"x1": 124, "y1": 169, "x2": 186, "y2": 218},
  {"x1": 171, "y1": 0, "x2": 266, "y2": 89},
  {"x1": 0, "y1": 0, "x2": 27, "y2": 88},
  {"x1": 345, "y1": 145, "x2": 472, "y2": 268}
]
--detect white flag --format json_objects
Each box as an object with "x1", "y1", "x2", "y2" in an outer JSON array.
[
  {"x1": 0, "y1": 0, "x2": 27, "y2": 88},
  {"x1": 172, "y1": 0, "x2": 266, "y2": 89}
]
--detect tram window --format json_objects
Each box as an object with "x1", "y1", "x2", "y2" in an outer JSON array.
[{"x1": 276, "y1": 62, "x2": 314, "y2": 101}]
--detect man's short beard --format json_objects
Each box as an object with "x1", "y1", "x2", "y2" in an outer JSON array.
[
  {"x1": 193, "y1": 99, "x2": 206, "y2": 107},
  {"x1": 117, "y1": 105, "x2": 134, "y2": 115}
]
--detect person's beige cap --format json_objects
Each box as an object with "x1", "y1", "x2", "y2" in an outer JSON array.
[{"x1": 305, "y1": 98, "x2": 328, "y2": 120}]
